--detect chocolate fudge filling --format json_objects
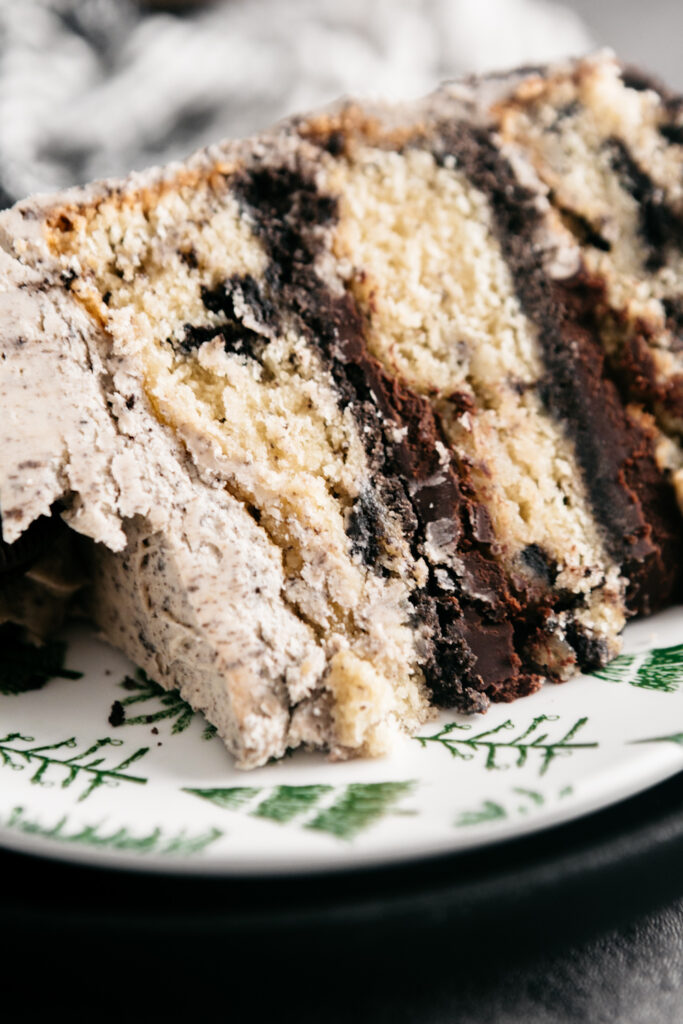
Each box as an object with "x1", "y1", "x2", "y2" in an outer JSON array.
[
  {"x1": 600, "y1": 309, "x2": 683, "y2": 432},
  {"x1": 226, "y1": 160, "x2": 536, "y2": 709},
  {"x1": 431, "y1": 123, "x2": 681, "y2": 616}
]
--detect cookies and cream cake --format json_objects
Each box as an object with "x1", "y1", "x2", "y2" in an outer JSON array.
[{"x1": 1, "y1": 51, "x2": 681, "y2": 768}]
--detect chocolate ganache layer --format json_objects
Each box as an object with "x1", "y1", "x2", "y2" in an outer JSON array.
[
  {"x1": 430, "y1": 123, "x2": 681, "y2": 617},
  {"x1": 227, "y1": 161, "x2": 536, "y2": 710}
]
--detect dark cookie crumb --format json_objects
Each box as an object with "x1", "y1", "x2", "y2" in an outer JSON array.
[{"x1": 108, "y1": 700, "x2": 125, "y2": 727}]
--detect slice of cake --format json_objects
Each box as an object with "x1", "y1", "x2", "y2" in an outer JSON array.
[{"x1": 1, "y1": 51, "x2": 681, "y2": 768}]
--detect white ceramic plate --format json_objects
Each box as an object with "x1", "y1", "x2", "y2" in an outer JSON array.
[{"x1": 2, "y1": 608, "x2": 683, "y2": 876}]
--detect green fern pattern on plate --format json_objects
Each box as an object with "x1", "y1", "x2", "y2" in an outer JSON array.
[
  {"x1": 109, "y1": 669, "x2": 216, "y2": 738},
  {"x1": 0, "y1": 732, "x2": 149, "y2": 802},
  {"x1": 253, "y1": 785, "x2": 333, "y2": 823},
  {"x1": 414, "y1": 715, "x2": 597, "y2": 775},
  {"x1": 593, "y1": 644, "x2": 683, "y2": 693},
  {"x1": 183, "y1": 786, "x2": 261, "y2": 811},
  {"x1": 306, "y1": 782, "x2": 416, "y2": 839},
  {"x1": 3, "y1": 805, "x2": 222, "y2": 855},
  {"x1": 184, "y1": 781, "x2": 416, "y2": 839},
  {"x1": 454, "y1": 785, "x2": 574, "y2": 827},
  {"x1": 631, "y1": 732, "x2": 683, "y2": 747},
  {"x1": 456, "y1": 799, "x2": 507, "y2": 827}
]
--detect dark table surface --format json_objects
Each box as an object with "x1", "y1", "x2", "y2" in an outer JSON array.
[{"x1": 7, "y1": 885, "x2": 683, "y2": 1021}]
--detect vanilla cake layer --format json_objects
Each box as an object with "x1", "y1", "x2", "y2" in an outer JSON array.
[{"x1": 1, "y1": 52, "x2": 681, "y2": 767}]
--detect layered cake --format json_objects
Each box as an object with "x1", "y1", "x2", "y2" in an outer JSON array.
[{"x1": 1, "y1": 51, "x2": 682, "y2": 767}]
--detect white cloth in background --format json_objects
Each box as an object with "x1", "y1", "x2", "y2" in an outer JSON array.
[{"x1": 0, "y1": 0, "x2": 592, "y2": 201}]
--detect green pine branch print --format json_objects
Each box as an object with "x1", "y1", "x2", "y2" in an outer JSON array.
[
  {"x1": 0, "y1": 732, "x2": 149, "y2": 801},
  {"x1": 184, "y1": 781, "x2": 416, "y2": 839},
  {"x1": 630, "y1": 732, "x2": 683, "y2": 748},
  {"x1": 3, "y1": 806, "x2": 222, "y2": 856},
  {"x1": 592, "y1": 653, "x2": 637, "y2": 685},
  {"x1": 110, "y1": 668, "x2": 216, "y2": 739},
  {"x1": 414, "y1": 715, "x2": 597, "y2": 776},
  {"x1": 593, "y1": 643, "x2": 683, "y2": 693},
  {"x1": 455, "y1": 799, "x2": 506, "y2": 827},
  {"x1": 184, "y1": 787, "x2": 261, "y2": 811},
  {"x1": 253, "y1": 785, "x2": 333, "y2": 824},
  {"x1": 454, "y1": 785, "x2": 574, "y2": 827},
  {"x1": 306, "y1": 782, "x2": 415, "y2": 839}
]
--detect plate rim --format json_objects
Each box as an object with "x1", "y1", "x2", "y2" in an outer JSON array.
[
  {"x1": 3, "y1": 766, "x2": 683, "y2": 943},
  {"x1": 4, "y1": 611, "x2": 683, "y2": 878},
  {"x1": 3, "y1": 765, "x2": 683, "y2": 917}
]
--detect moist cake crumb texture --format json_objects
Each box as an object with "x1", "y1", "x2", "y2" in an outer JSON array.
[{"x1": 1, "y1": 51, "x2": 682, "y2": 767}]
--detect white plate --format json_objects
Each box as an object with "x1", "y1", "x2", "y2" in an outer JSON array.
[{"x1": 2, "y1": 608, "x2": 683, "y2": 876}]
